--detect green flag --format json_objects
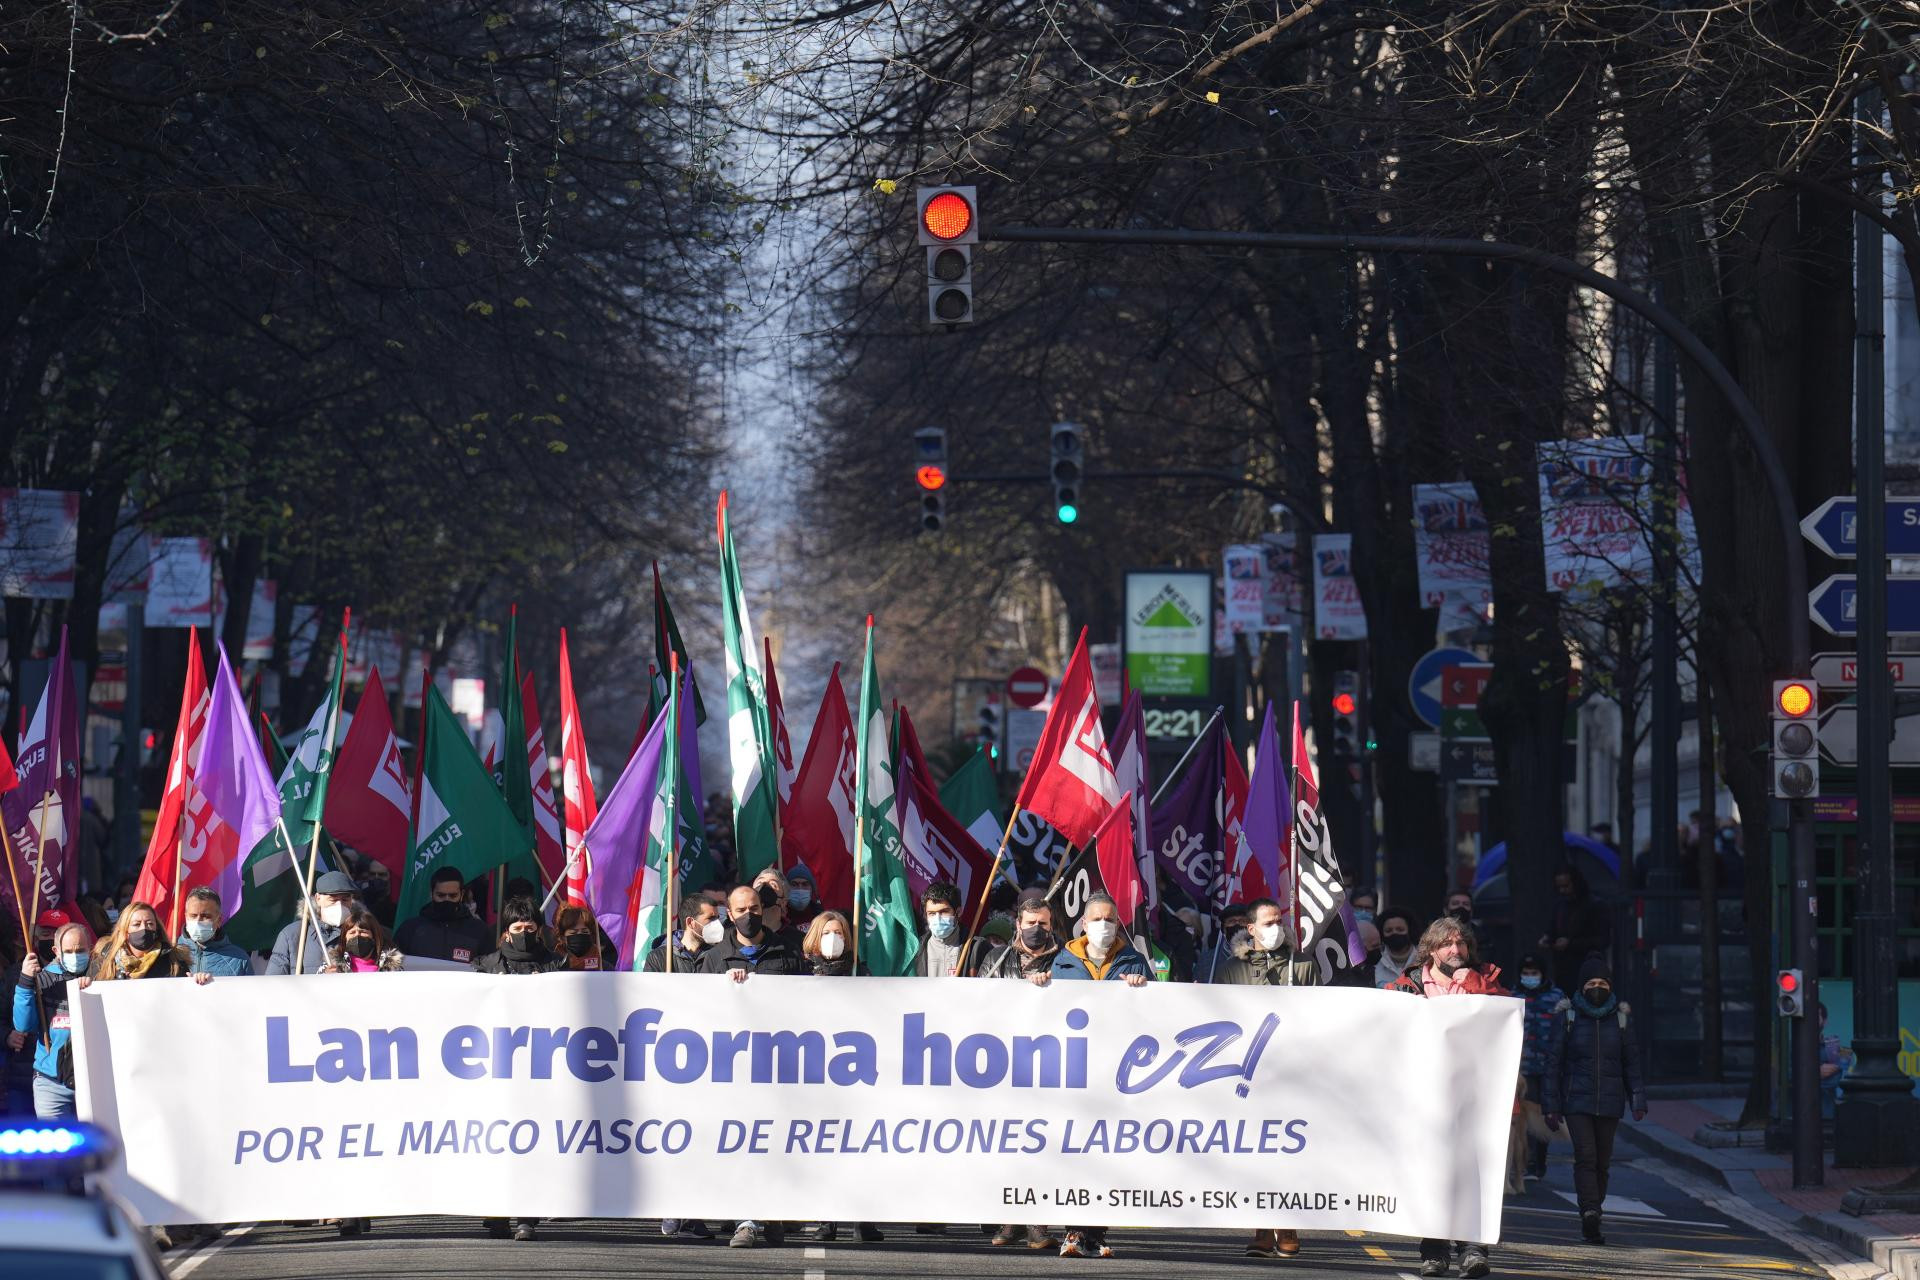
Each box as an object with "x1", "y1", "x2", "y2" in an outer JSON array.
[
  {"x1": 225, "y1": 634, "x2": 346, "y2": 951},
  {"x1": 396, "y1": 684, "x2": 530, "y2": 923},
  {"x1": 632, "y1": 671, "x2": 683, "y2": 969},
  {"x1": 653, "y1": 560, "x2": 707, "y2": 726},
  {"x1": 491, "y1": 608, "x2": 546, "y2": 898},
  {"x1": 940, "y1": 748, "x2": 1006, "y2": 856},
  {"x1": 854, "y1": 619, "x2": 919, "y2": 976},
  {"x1": 646, "y1": 665, "x2": 719, "y2": 895},
  {"x1": 717, "y1": 492, "x2": 779, "y2": 879}
]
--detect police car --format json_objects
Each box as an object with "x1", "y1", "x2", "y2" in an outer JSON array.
[{"x1": 0, "y1": 1118, "x2": 166, "y2": 1278}]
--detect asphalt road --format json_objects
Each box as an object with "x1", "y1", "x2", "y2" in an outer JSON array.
[{"x1": 163, "y1": 1154, "x2": 1862, "y2": 1279}]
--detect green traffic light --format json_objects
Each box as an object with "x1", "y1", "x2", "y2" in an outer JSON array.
[{"x1": 1057, "y1": 503, "x2": 1079, "y2": 524}]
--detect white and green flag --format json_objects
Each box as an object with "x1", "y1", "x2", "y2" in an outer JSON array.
[
  {"x1": 854, "y1": 618, "x2": 920, "y2": 976},
  {"x1": 717, "y1": 491, "x2": 779, "y2": 879}
]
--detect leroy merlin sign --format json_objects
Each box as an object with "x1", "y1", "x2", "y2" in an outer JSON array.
[{"x1": 1124, "y1": 570, "x2": 1213, "y2": 698}]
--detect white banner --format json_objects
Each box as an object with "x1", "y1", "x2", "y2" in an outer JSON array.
[
  {"x1": 145, "y1": 536, "x2": 215, "y2": 627},
  {"x1": 1312, "y1": 534, "x2": 1367, "y2": 640},
  {"x1": 75, "y1": 973, "x2": 1518, "y2": 1241},
  {"x1": 0, "y1": 488, "x2": 79, "y2": 598},
  {"x1": 1411, "y1": 483, "x2": 1493, "y2": 611},
  {"x1": 1538, "y1": 437, "x2": 1650, "y2": 592},
  {"x1": 1222, "y1": 544, "x2": 1268, "y2": 634},
  {"x1": 1260, "y1": 531, "x2": 1303, "y2": 625}
]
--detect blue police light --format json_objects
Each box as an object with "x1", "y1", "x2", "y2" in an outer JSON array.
[
  {"x1": 1057, "y1": 503, "x2": 1079, "y2": 525},
  {"x1": 0, "y1": 1119, "x2": 115, "y2": 1184}
]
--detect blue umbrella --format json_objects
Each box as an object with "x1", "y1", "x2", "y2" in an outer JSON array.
[{"x1": 1473, "y1": 831, "x2": 1620, "y2": 891}]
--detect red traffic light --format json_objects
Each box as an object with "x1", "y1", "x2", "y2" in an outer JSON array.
[
  {"x1": 142, "y1": 729, "x2": 157, "y2": 750},
  {"x1": 1777, "y1": 971, "x2": 1799, "y2": 994},
  {"x1": 1776, "y1": 681, "x2": 1814, "y2": 718},
  {"x1": 921, "y1": 191, "x2": 974, "y2": 242},
  {"x1": 915, "y1": 464, "x2": 947, "y2": 491},
  {"x1": 1331, "y1": 693, "x2": 1357, "y2": 716}
]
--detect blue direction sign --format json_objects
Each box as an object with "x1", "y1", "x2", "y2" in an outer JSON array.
[
  {"x1": 1800, "y1": 496, "x2": 1920, "y2": 559},
  {"x1": 1408, "y1": 646, "x2": 1480, "y2": 729},
  {"x1": 1807, "y1": 575, "x2": 1920, "y2": 636}
]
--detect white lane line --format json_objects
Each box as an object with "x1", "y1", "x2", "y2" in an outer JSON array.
[
  {"x1": 167, "y1": 1223, "x2": 254, "y2": 1278},
  {"x1": 805, "y1": 1246, "x2": 827, "y2": 1258},
  {"x1": 1507, "y1": 1203, "x2": 1731, "y2": 1230},
  {"x1": 804, "y1": 1271, "x2": 827, "y2": 1280},
  {"x1": 1554, "y1": 1191, "x2": 1667, "y2": 1217}
]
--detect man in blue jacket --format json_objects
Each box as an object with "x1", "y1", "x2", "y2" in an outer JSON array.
[
  {"x1": 267, "y1": 870, "x2": 359, "y2": 975},
  {"x1": 179, "y1": 887, "x2": 253, "y2": 977},
  {"x1": 11, "y1": 920, "x2": 95, "y2": 1117}
]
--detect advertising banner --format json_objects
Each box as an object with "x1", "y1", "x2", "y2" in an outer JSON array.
[
  {"x1": 1222, "y1": 544, "x2": 1268, "y2": 634},
  {"x1": 1260, "y1": 531, "x2": 1303, "y2": 625},
  {"x1": 145, "y1": 536, "x2": 215, "y2": 627},
  {"x1": 76, "y1": 973, "x2": 1518, "y2": 1241},
  {"x1": 1411, "y1": 483, "x2": 1492, "y2": 612},
  {"x1": 1538, "y1": 436, "x2": 1650, "y2": 592},
  {"x1": 1311, "y1": 535, "x2": 1367, "y2": 640},
  {"x1": 1124, "y1": 571, "x2": 1212, "y2": 697},
  {"x1": 0, "y1": 488, "x2": 80, "y2": 598}
]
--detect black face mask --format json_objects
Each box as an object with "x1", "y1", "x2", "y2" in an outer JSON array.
[
  {"x1": 504, "y1": 930, "x2": 545, "y2": 955},
  {"x1": 564, "y1": 932, "x2": 594, "y2": 957},
  {"x1": 1019, "y1": 925, "x2": 1052, "y2": 952},
  {"x1": 127, "y1": 927, "x2": 159, "y2": 952},
  {"x1": 364, "y1": 880, "x2": 389, "y2": 903},
  {"x1": 734, "y1": 912, "x2": 764, "y2": 940},
  {"x1": 1383, "y1": 933, "x2": 1411, "y2": 953},
  {"x1": 346, "y1": 935, "x2": 376, "y2": 960},
  {"x1": 423, "y1": 900, "x2": 466, "y2": 923},
  {"x1": 33, "y1": 941, "x2": 53, "y2": 964}
]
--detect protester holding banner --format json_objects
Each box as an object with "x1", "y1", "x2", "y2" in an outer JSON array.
[
  {"x1": 801, "y1": 910, "x2": 855, "y2": 977},
  {"x1": 321, "y1": 909, "x2": 402, "y2": 974},
  {"x1": 178, "y1": 888, "x2": 253, "y2": 977},
  {"x1": 12, "y1": 917, "x2": 93, "y2": 1117},
  {"x1": 1050, "y1": 893, "x2": 1150, "y2": 988},
  {"x1": 1209, "y1": 898, "x2": 1316, "y2": 991},
  {"x1": 1197, "y1": 902, "x2": 1250, "y2": 982},
  {"x1": 1389, "y1": 914, "x2": 1507, "y2": 1278},
  {"x1": 88, "y1": 903, "x2": 201, "y2": 984},
  {"x1": 552, "y1": 904, "x2": 608, "y2": 971},
  {"x1": 751, "y1": 867, "x2": 803, "y2": 949},
  {"x1": 977, "y1": 893, "x2": 1062, "y2": 986},
  {"x1": 701, "y1": 883, "x2": 807, "y2": 979},
  {"x1": 474, "y1": 898, "x2": 562, "y2": 977},
  {"x1": 267, "y1": 870, "x2": 359, "y2": 975},
  {"x1": 643, "y1": 896, "x2": 722, "y2": 973},
  {"x1": 913, "y1": 881, "x2": 981, "y2": 977},
  {"x1": 393, "y1": 867, "x2": 496, "y2": 966}
]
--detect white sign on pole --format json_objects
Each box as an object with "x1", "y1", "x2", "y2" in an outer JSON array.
[
  {"x1": 1411, "y1": 483, "x2": 1492, "y2": 611},
  {"x1": 1088, "y1": 644, "x2": 1122, "y2": 707},
  {"x1": 1312, "y1": 534, "x2": 1367, "y2": 640},
  {"x1": 76, "y1": 973, "x2": 1520, "y2": 1241},
  {"x1": 1260, "y1": 531, "x2": 1304, "y2": 625},
  {"x1": 1222, "y1": 543, "x2": 1268, "y2": 634},
  {"x1": 1808, "y1": 652, "x2": 1920, "y2": 689},
  {"x1": 0, "y1": 488, "x2": 80, "y2": 599},
  {"x1": 1005, "y1": 706, "x2": 1047, "y2": 772},
  {"x1": 1124, "y1": 571, "x2": 1213, "y2": 697},
  {"x1": 143, "y1": 537, "x2": 215, "y2": 627}
]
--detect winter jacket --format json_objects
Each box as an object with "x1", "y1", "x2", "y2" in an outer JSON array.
[
  {"x1": 1374, "y1": 947, "x2": 1416, "y2": 989},
  {"x1": 915, "y1": 932, "x2": 981, "y2": 977},
  {"x1": 1207, "y1": 929, "x2": 1320, "y2": 987},
  {"x1": 13, "y1": 960, "x2": 84, "y2": 1085},
  {"x1": 977, "y1": 940, "x2": 1057, "y2": 981},
  {"x1": 394, "y1": 904, "x2": 497, "y2": 966},
  {"x1": 809, "y1": 955, "x2": 855, "y2": 977},
  {"x1": 178, "y1": 932, "x2": 253, "y2": 978},
  {"x1": 1515, "y1": 982, "x2": 1566, "y2": 1077},
  {"x1": 324, "y1": 947, "x2": 406, "y2": 973},
  {"x1": 266, "y1": 907, "x2": 344, "y2": 976},
  {"x1": 90, "y1": 941, "x2": 193, "y2": 981},
  {"x1": 643, "y1": 937, "x2": 706, "y2": 973},
  {"x1": 473, "y1": 940, "x2": 566, "y2": 975},
  {"x1": 1543, "y1": 993, "x2": 1645, "y2": 1118},
  {"x1": 1050, "y1": 935, "x2": 1153, "y2": 982},
  {"x1": 697, "y1": 930, "x2": 810, "y2": 976},
  {"x1": 1386, "y1": 963, "x2": 1509, "y2": 999}
]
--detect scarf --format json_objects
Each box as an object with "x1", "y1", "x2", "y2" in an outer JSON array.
[{"x1": 111, "y1": 946, "x2": 166, "y2": 980}]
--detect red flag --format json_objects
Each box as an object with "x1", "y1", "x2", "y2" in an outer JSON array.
[
  {"x1": 780, "y1": 662, "x2": 856, "y2": 914},
  {"x1": 897, "y1": 748, "x2": 998, "y2": 909},
  {"x1": 764, "y1": 636, "x2": 796, "y2": 818},
  {"x1": 557, "y1": 629, "x2": 596, "y2": 908},
  {"x1": 323, "y1": 667, "x2": 412, "y2": 883},
  {"x1": 1013, "y1": 630, "x2": 1119, "y2": 849},
  {"x1": 133, "y1": 630, "x2": 240, "y2": 928},
  {"x1": 1091, "y1": 788, "x2": 1146, "y2": 926},
  {"x1": 0, "y1": 733, "x2": 18, "y2": 796},
  {"x1": 1221, "y1": 736, "x2": 1271, "y2": 904},
  {"x1": 894, "y1": 700, "x2": 932, "y2": 787},
  {"x1": 520, "y1": 670, "x2": 568, "y2": 887}
]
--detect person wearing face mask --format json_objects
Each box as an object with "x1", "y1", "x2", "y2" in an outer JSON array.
[
  {"x1": 394, "y1": 867, "x2": 496, "y2": 966},
  {"x1": 552, "y1": 905, "x2": 610, "y2": 971},
  {"x1": 645, "y1": 897, "x2": 724, "y2": 973},
  {"x1": 322, "y1": 909, "x2": 404, "y2": 975},
  {"x1": 12, "y1": 921, "x2": 96, "y2": 1117},
  {"x1": 750, "y1": 869, "x2": 804, "y2": 951},
  {"x1": 1388, "y1": 914, "x2": 1506, "y2": 1277},
  {"x1": 1197, "y1": 902, "x2": 1252, "y2": 982},
  {"x1": 1543, "y1": 958, "x2": 1644, "y2": 1246},
  {"x1": 356, "y1": 858, "x2": 397, "y2": 931},
  {"x1": 473, "y1": 897, "x2": 559, "y2": 1243},
  {"x1": 914, "y1": 882, "x2": 982, "y2": 977},
  {"x1": 88, "y1": 902, "x2": 201, "y2": 985},
  {"x1": 266, "y1": 870, "x2": 361, "y2": 975},
  {"x1": 1511, "y1": 954, "x2": 1564, "y2": 1181},
  {"x1": 701, "y1": 883, "x2": 809, "y2": 983},
  {"x1": 795, "y1": 910, "x2": 883, "y2": 1243},
  {"x1": 1350, "y1": 886, "x2": 1378, "y2": 924},
  {"x1": 978, "y1": 894, "x2": 1061, "y2": 1251},
  {"x1": 177, "y1": 887, "x2": 252, "y2": 977},
  {"x1": 784, "y1": 866, "x2": 821, "y2": 931},
  {"x1": 1373, "y1": 907, "x2": 1419, "y2": 988}
]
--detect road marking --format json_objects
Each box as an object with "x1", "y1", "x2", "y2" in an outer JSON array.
[
  {"x1": 804, "y1": 1271, "x2": 827, "y2": 1280},
  {"x1": 1364, "y1": 1244, "x2": 1393, "y2": 1261},
  {"x1": 1344, "y1": 1228, "x2": 1368, "y2": 1237},
  {"x1": 1636, "y1": 1159, "x2": 1892, "y2": 1279},
  {"x1": 1554, "y1": 1190, "x2": 1666, "y2": 1217},
  {"x1": 1507, "y1": 1203, "x2": 1731, "y2": 1230},
  {"x1": 805, "y1": 1246, "x2": 827, "y2": 1258},
  {"x1": 166, "y1": 1223, "x2": 254, "y2": 1278}
]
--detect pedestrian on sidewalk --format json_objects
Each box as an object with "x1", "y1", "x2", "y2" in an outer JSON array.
[{"x1": 1543, "y1": 957, "x2": 1646, "y2": 1246}]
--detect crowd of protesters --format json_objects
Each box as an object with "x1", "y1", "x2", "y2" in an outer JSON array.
[{"x1": 0, "y1": 824, "x2": 1639, "y2": 1278}]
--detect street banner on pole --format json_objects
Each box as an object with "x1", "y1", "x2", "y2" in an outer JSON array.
[
  {"x1": 1311, "y1": 535, "x2": 1367, "y2": 639},
  {"x1": 0, "y1": 488, "x2": 79, "y2": 599},
  {"x1": 76, "y1": 972, "x2": 1520, "y2": 1242},
  {"x1": 144, "y1": 537, "x2": 215, "y2": 627},
  {"x1": 1411, "y1": 483, "x2": 1493, "y2": 612},
  {"x1": 1223, "y1": 544, "x2": 1268, "y2": 634}
]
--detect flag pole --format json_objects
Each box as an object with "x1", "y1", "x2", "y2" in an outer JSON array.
[
  {"x1": 294, "y1": 610, "x2": 349, "y2": 977},
  {"x1": 664, "y1": 654, "x2": 680, "y2": 975},
  {"x1": 850, "y1": 811, "x2": 866, "y2": 973},
  {"x1": 1, "y1": 819, "x2": 32, "y2": 955},
  {"x1": 954, "y1": 804, "x2": 1022, "y2": 977},
  {"x1": 24, "y1": 790, "x2": 55, "y2": 930},
  {"x1": 168, "y1": 802, "x2": 187, "y2": 941},
  {"x1": 1149, "y1": 706, "x2": 1226, "y2": 807},
  {"x1": 277, "y1": 816, "x2": 333, "y2": 973}
]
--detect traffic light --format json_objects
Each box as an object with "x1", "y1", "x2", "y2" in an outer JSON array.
[
  {"x1": 978, "y1": 693, "x2": 1000, "y2": 763},
  {"x1": 1776, "y1": 968, "x2": 1806, "y2": 1018},
  {"x1": 1050, "y1": 422, "x2": 1083, "y2": 524},
  {"x1": 913, "y1": 427, "x2": 947, "y2": 533},
  {"x1": 1770, "y1": 678, "x2": 1819, "y2": 799},
  {"x1": 1330, "y1": 672, "x2": 1360, "y2": 757},
  {"x1": 916, "y1": 186, "x2": 977, "y2": 325}
]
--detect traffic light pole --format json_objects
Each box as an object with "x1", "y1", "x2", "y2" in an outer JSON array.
[{"x1": 982, "y1": 220, "x2": 1821, "y2": 1181}]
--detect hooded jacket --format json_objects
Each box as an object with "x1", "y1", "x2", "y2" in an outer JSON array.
[
  {"x1": 643, "y1": 935, "x2": 707, "y2": 973},
  {"x1": 1543, "y1": 992, "x2": 1645, "y2": 1117},
  {"x1": 1050, "y1": 934, "x2": 1153, "y2": 982},
  {"x1": 1373, "y1": 945, "x2": 1417, "y2": 989},
  {"x1": 1207, "y1": 928, "x2": 1320, "y2": 987},
  {"x1": 12, "y1": 959, "x2": 85, "y2": 1085},
  {"x1": 178, "y1": 931, "x2": 253, "y2": 978}
]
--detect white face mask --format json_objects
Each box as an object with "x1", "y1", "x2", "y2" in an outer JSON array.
[
  {"x1": 1085, "y1": 920, "x2": 1118, "y2": 951},
  {"x1": 700, "y1": 917, "x2": 726, "y2": 947},
  {"x1": 319, "y1": 900, "x2": 348, "y2": 929},
  {"x1": 819, "y1": 931, "x2": 846, "y2": 960},
  {"x1": 186, "y1": 920, "x2": 216, "y2": 945},
  {"x1": 1254, "y1": 922, "x2": 1283, "y2": 951}
]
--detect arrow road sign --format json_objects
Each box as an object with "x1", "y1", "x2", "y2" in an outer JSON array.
[
  {"x1": 1817, "y1": 704, "x2": 1920, "y2": 766},
  {"x1": 1440, "y1": 739, "x2": 1498, "y2": 785},
  {"x1": 1800, "y1": 496, "x2": 1920, "y2": 559},
  {"x1": 1810, "y1": 652, "x2": 1920, "y2": 689},
  {"x1": 1409, "y1": 646, "x2": 1480, "y2": 729},
  {"x1": 1807, "y1": 576, "x2": 1920, "y2": 636}
]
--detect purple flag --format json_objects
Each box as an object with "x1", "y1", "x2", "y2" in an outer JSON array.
[
  {"x1": 1108, "y1": 691, "x2": 1155, "y2": 924},
  {"x1": 1, "y1": 627, "x2": 81, "y2": 918},
  {"x1": 1242, "y1": 704, "x2": 1290, "y2": 914},
  {"x1": 1149, "y1": 715, "x2": 1228, "y2": 913},
  {"x1": 197, "y1": 647, "x2": 283, "y2": 911},
  {"x1": 583, "y1": 688, "x2": 672, "y2": 966}
]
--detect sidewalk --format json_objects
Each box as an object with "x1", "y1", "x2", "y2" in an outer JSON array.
[{"x1": 1615, "y1": 1095, "x2": 1920, "y2": 1278}]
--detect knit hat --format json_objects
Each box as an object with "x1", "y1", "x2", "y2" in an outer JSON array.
[
  {"x1": 1577, "y1": 956, "x2": 1613, "y2": 987},
  {"x1": 1517, "y1": 952, "x2": 1546, "y2": 974}
]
